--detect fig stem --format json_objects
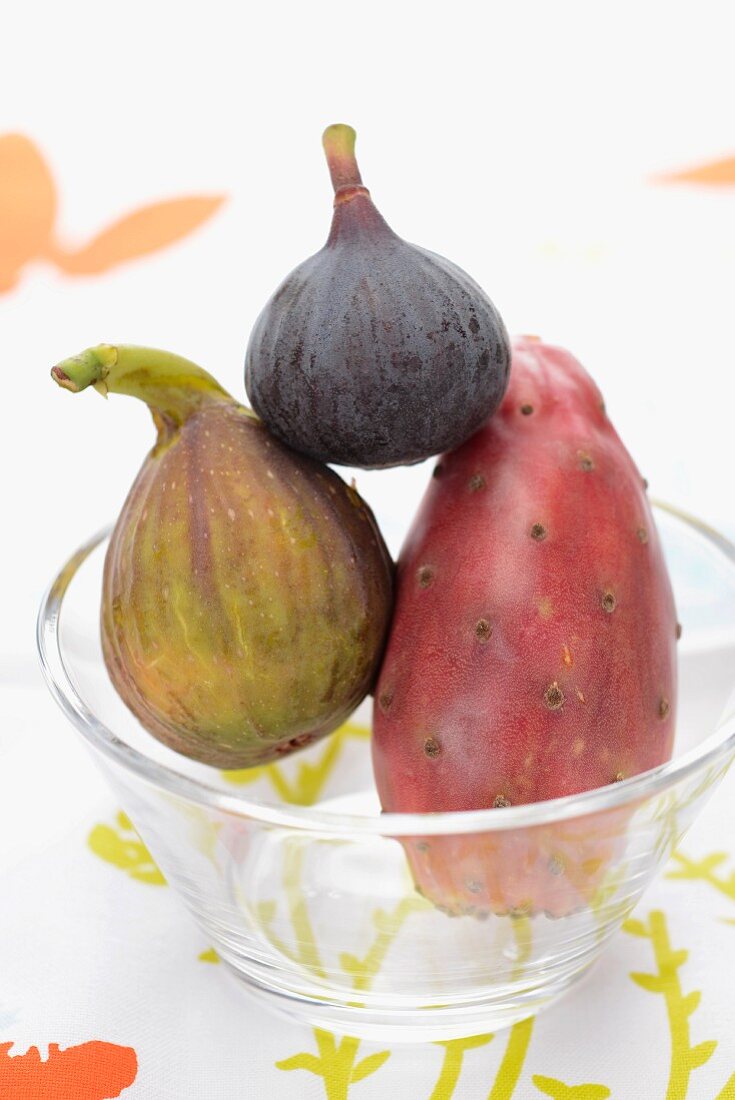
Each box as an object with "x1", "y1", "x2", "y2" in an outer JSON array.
[
  {"x1": 322, "y1": 123, "x2": 368, "y2": 202},
  {"x1": 51, "y1": 345, "x2": 233, "y2": 426}
]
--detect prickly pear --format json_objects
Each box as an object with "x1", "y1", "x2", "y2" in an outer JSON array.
[
  {"x1": 52, "y1": 345, "x2": 393, "y2": 768},
  {"x1": 372, "y1": 336, "x2": 677, "y2": 915}
]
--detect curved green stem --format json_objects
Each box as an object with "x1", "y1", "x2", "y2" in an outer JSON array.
[
  {"x1": 322, "y1": 124, "x2": 369, "y2": 204},
  {"x1": 51, "y1": 344, "x2": 233, "y2": 427}
]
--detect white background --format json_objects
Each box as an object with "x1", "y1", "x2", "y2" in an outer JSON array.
[
  {"x1": 2, "y1": 5, "x2": 735, "y2": 1095},
  {"x1": 1, "y1": 1, "x2": 734, "y2": 667}
]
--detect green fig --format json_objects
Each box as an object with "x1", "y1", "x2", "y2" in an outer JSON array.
[{"x1": 51, "y1": 345, "x2": 393, "y2": 768}]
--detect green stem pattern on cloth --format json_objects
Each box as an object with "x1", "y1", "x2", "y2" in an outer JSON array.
[
  {"x1": 624, "y1": 909, "x2": 716, "y2": 1100},
  {"x1": 667, "y1": 851, "x2": 735, "y2": 915},
  {"x1": 275, "y1": 864, "x2": 425, "y2": 1095},
  {"x1": 339, "y1": 896, "x2": 429, "y2": 995},
  {"x1": 487, "y1": 1016, "x2": 535, "y2": 1100},
  {"x1": 276, "y1": 1030, "x2": 389, "y2": 1100},
  {"x1": 223, "y1": 721, "x2": 370, "y2": 805},
  {"x1": 716, "y1": 1071, "x2": 735, "y2": 1099},
  {"x1": 429, "y1": 1036, "x2": 494, "y2": 1099},
  {"x1": 510, "y1": 915, "x2": 533, "y2": 978}
]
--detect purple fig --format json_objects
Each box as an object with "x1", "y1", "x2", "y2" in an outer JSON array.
[{"x1": 245, "y1": 124, "x2": 510, "y2": 468}]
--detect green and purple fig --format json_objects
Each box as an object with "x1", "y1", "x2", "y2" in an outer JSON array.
[
  {"x1": 51, "y1": 345, "x2": 393, "y2": 768},
  {"x1": 245, "y1": 124, "x2": 510, "y2": 469}
]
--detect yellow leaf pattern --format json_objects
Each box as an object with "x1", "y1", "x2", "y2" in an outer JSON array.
[
  {"x1": 429, "y1": 1035, "x2": 494, "y2": 1099},
  {"x1": 257, "y1": 722, "x2": 588, "y2": 1100},
  {"x1": 532, "y1": 1076, "x2": 611, "y2": 1099},
  {"x1": 716, "y1": 1072, "x2": 735, "y2": 1099},
  {"x1": 624, "y1": 910, "x2": 716, "y2": 1099},
  {"x1": 487, "y1": 1017, "x2": 536, "y2": 1100},
  {"x1": 270, "y1": 842, "x2": 328, "y2": 979},
  {"x1": 339, "y1": 896, "x2": 429, "y2": 994},
  {"x1": 667, "y1": 850, "x2": 735, "y2": 914},
  {"x1": 87, "y1": 811, "x2": 165, "y2": 885},
  {"x1": 589, "y1": 865, "x2": 630, "y2": 942},
  {"x1": 276, "y1": 1030, "x2": 390, "y2": 1100},
  {"x1": 509, "y1": 914, "x2": 533, "y2": 978},
  {"x1": 274, "y1": 847, "x2": 424, "y2": 1096},
  {"x1": 223, "y1": 720, "x2": 370, "y2": 805},
  {"x1": 84, "y1": 733, "x2": 734, "y2": 1096},
  {"x1": 198, "y1": 948, "x2": 220, "y2": 964}
]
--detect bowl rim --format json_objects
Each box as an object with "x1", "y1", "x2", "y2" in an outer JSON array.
[{"x1": 37, "y1": 501, "x2": 735, "y2": 837}]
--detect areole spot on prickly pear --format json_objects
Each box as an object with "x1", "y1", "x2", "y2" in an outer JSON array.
[
  {"x1": 372, "y1": 336, "x2": 678, "y2": 917},
  {"x1": 244, "y1": 124, "x2": 511, "y2": 468},
  {"x1": 52, "y1": 344, "x2": 393, "y2": 769}
]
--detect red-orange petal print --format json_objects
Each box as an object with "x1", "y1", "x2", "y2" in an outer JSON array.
[
  {"x1": 48, "y1": 195, "x2": 225, "y2": 275},
  {"x1": 654, "y1": 154, "x2": 735, "y2": 187},
  {"x1": 0, "y1": 134, "x2": 57, "y2": 292},
  {"x1": 0, "y1": 1040, "x2": 138, "y2": 1099}
]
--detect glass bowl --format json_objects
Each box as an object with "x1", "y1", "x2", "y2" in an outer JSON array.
[{"x1": 37, "y1": 504, "x2": 735, "y2": 1042}]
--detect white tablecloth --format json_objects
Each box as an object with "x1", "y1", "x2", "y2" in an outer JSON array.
[
  {"x1": 2, "y1": 678, "x2": 734, "y2": 1099},
  {"x1": 3, "y1": 2, "x2": 735, "y2": 1094}
]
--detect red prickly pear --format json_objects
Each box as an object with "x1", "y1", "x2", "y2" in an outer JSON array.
[{"x1": 372, "y1": 336, "x2": 677, "y2": 917}]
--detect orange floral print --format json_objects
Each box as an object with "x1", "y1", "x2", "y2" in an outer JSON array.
[
  {"x1": 653, "y1": 154, "x2": 735, "y2": 187},
  {"x1": 0, "y1": 132, "x2": 224, "y2": 293},
  {"x1": 0, "y1": 1040, "x2": 137, "y2": 1098}
]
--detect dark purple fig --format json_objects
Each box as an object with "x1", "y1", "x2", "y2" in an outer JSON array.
[
  {"x1": 245, "y1": 124, "x2": 510, "y2": 469},
  {"x1": 51, "y1": 344, "x2": 393, "y2": 769}
]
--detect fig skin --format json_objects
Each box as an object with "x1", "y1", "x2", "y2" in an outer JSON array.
[
  {"x1": 245, "y1": 124, "x2": 510, "y2": 469},
  {"x1": 52, "y1": 345, "x2": 393, "y2": 768}
]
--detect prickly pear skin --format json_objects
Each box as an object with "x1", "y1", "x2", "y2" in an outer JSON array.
[
  {"x1": 372, "y1": 336, "x2": 677, "y2": 914},
  {"x1": 103, "y1": 403, "x2": 393, "y2": 768}
]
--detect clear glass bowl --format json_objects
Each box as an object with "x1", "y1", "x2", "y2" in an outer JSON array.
[{"x1": 37, "y1": 504, "x2": 735, "y2": 1042}]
